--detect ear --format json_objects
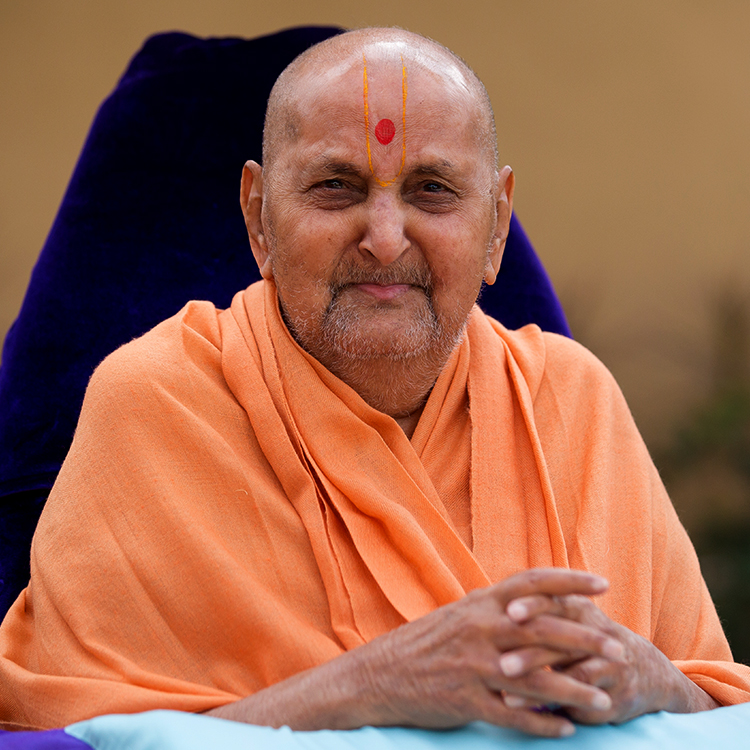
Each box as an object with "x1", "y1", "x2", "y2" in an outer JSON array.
[
  {"x1": 240, "y1": 160, "x2": 273, "y2": 280},
  {"x1": 484, "y1": 165, "x2": 515, "y2": 286}
]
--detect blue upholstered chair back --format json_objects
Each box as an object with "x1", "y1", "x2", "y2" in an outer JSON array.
[{"x1": 0, "y1": 27, "x2": 570, "y2": 620}]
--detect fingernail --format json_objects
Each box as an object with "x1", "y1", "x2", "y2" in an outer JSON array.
[
  {"x1": 499, "y1": 654, "x2": 524, "y2": 677},
  {"x1": 559, "y1": 723, "x2": 575, "y2": 737},
  {"x1": 602, "y1": 639, "x2": 625, "y2": 660},
  {"x1": 506, "y1": 601, "x2": 528, "y2": 621},
  {"x1": 591, "y1": 692, "x2": 612, "y2": 711},
  {"x1": 504, "y1": 694, "x2": 526, "y2": 708}
]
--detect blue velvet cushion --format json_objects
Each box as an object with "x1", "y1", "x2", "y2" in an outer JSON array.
[
  {"x1": 0, "y1": 728, "x2": 88, "y2": 749},
  {"x1": 0, "y1": 28, "x2": 570, "y2": 619}
]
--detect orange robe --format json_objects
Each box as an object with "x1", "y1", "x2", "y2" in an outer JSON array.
[{"x1": 1, "y1": 280, "x2": 748, "y2": 730}]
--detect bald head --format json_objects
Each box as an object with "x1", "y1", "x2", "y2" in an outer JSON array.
[{"x1": 262, "y1": 28, "x2": 498, "y2": 179}]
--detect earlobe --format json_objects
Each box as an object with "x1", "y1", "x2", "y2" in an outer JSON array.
[
  {"x1": 257, "y1": 245, "x2": 273, "y2": 280},
  {"x1": 483, "y1": 239, "x2": 502, "y2": 286},
  {"x1": 240, "y1": 161, "x2": 273, "y2": 279},
  {"x1": 484, "y1": 166, "x2": 515, "y2": 286}
]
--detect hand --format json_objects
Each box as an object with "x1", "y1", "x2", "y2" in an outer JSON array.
[
  {"x1": 208, "y1": 568, "x2": 624, "y2": 737},
  {"x1": 498, "y1": 592, "x2": 719, "y2": 723}
]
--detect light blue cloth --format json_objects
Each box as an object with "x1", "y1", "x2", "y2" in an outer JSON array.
[{"x1": 66, "y1": 703, "x2": 750, "y2": 750}]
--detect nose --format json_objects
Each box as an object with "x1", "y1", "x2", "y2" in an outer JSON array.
[{"x1": 358, "y1": 193, "x2": 410, "y2": 266}]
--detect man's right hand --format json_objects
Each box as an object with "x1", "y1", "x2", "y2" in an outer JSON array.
[{"x1": 207, "y1": 569, "x2": 623, "y2": 738}]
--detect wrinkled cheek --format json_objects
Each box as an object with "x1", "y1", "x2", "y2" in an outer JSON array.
[{"x1": 432, "y1": 259, "x2": 486, "y2": 310}]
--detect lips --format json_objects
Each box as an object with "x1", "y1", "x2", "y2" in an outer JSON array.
[
  {"x1": 329, "y1": 259, "x2": 433, "y2": 305},
  {"x1": 353, "y1": 283, "x2": 412, "y2": 301}
]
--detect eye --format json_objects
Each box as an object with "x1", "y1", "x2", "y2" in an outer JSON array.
[
  {"x1": 320, "y1": 178, "x2": 346, "y2": 190},
  {"x1": 311, "y1": 177, "x2": 359, "y2": 193},
  {"x1": 308, "y1": 177, "x2": 365, "y2": 209},
  {"x1": 406, "y1": 179, "x2": 459, "y2": 213}
]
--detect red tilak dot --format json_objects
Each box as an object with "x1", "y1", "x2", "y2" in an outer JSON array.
[{"x1": 375, "y1": 118, "x2": 396, "y2": 145}]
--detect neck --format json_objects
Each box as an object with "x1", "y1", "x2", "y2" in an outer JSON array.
[
  {"x1": 322, "y1": 352, "x2": 443, "y2": 437},
  {"x1": 394, "y1": 409, "x2": 424, "y2": 439},
  {"x1": 272, "y1": 285, "x2": 464, "y2": 437}
]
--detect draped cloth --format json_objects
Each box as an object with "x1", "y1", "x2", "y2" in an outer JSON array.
[{"x1": 1, "y1": 281, "x2": 748, "y2": 729}]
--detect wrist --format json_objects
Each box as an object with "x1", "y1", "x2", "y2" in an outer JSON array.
[
  {"x1": 662, "y1": 662, "x2": 720, "y2": 714},
  {"x1": 206, "y1": 641, "x2": 392, "y2": 730}
]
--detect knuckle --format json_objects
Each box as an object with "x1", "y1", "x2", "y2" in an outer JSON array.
[
  {"x1": 526, "y1": 568, "x2": 544, "y2": 584},
  {"x1": 576, "y1": 656, "x2": 607, "y2": 680},
  {"x1": 464, "y1": 585, "x2": 489, "y2": 604},
  {"x1": 563, "y1": 594, "x2": 590, "y2": 616},
  {"x1": 522, "y1": 668, "x2": 554, "y2": 692}
]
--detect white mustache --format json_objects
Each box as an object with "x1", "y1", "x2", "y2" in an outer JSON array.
[{"x1": 329, "y1": 261, "x2": 432, "y2": 295}]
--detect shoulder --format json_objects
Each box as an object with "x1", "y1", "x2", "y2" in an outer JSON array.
[
  {"x1": 486, "y1": 319, "x2": 643, "y2": 469},
  {"x1": 477, "y1": 311, "x2": 619, "y2": 404},
  {"x1": 85, "y1": 299, "x2": 228, "y2": 416},
  {"x1": 538, "y1": 329, "x2": 622, "y2": 407}
]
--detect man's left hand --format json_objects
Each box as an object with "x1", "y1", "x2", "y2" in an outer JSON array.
[{"x1": 498, "y1": 592, "x2": 720, "y2": 723}]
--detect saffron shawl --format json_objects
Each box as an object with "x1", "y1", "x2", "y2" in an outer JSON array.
[{"x1": 1, "y1": 281, "x2": 748, "y2": 729}]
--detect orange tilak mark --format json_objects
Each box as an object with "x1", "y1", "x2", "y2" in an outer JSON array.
[{"x1": 363, "y1": 53, "x2": 407, "y2": 187}]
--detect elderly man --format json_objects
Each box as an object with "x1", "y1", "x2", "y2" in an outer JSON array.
[{"x1": 1, "y1": 28, "x2": 749, "y2": 738}]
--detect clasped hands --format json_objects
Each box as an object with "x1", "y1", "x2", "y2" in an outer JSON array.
[
  {"x1": 208, "y1": 568, "x2": 716, "y2": 736},
  {"x1": 360, "y1": 568, "x2": 713, "y2": 738}
]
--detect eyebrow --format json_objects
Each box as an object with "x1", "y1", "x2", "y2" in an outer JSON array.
[
  {"x1": 304, "y1": 159, "x2": 365, "y2": 179},
  {"x1": 408, "y1": 161, "x2": 461, "y2": 181}
]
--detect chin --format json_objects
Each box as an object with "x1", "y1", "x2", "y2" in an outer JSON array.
[
  {"x1": 332, "y1": 336, "x2": 429, "y2": 361},
  {"x1": 328, "y1": 314, "x2": 468, "y2": 364},
  {"x1": 282, "y1": 296, "x2": 469, "y2": 369},
  {"x1": 323, "y1": 310, "x2": 440, "y2": 360}
]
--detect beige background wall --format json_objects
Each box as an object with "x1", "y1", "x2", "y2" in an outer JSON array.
[{"x1": 2, "y1": 0, "x2": 750, "y2": 452}]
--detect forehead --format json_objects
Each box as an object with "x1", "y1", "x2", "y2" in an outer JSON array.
[{"x1": 281, "y1": 52, "x2": 487, "y2": 169}]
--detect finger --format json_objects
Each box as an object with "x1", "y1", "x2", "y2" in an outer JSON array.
[
  {"x1": 564, "y1": 656, "x2": 621, "y2": 692},
  {"x1": 478, "y1": 694, "x2": 576, "y2": 738},
  {"x1": 489, "y1": 661, "x2": 613, "y2": 714},
  {"x1": 496, "y1": 568, "x2": 609, "y2": 604},
  {"x1": 502, "y1": 692, "x2": 544, "y2": 710},
  {"x1": 507, "y1": 592, "x2": 611, "y2": 627},
  {"x1": 501, "y1": 693, "x2": 564, "y2": 712},
  {"x1": 498, "y1": 614, "x2": 625, "y2": 664},
  {"x1": 506, "y1": 594, "x2": 561, "y2": 623},
  {"x1": 558, "y1": 657, "x2": 624, "y2": 724},
  {"x1": 499, "y1": 646, "x2": 588, "y2": 677}
]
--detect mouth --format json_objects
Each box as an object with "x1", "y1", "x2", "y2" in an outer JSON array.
[
  {"x1": 350, "y1": 283, "x2": 413, "y2": 301},
  {"x1": 328, "y1": 259, "x2": 433, "y2": 311}
]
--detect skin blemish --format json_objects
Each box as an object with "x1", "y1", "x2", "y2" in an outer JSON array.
[
  {"x1": 363, "y1": 53, "x2": 407, "y2": 186},
  {"x1": 375, "y1": 119, "x2": 395, "y2": 145}
]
